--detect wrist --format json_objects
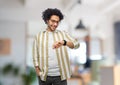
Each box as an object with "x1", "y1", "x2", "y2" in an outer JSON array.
[
  {"x1": 35, "y1": 66, "x2": 39, "y2": 68},
  {"x1": 35, "y1": 66, "x2": 39, "y2": 67},
  {"x1": 35, "y1": 66, "x2": 40, "y2": 70}
]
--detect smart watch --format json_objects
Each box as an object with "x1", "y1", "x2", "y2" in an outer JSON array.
[{"x1": 63, "y1": 40, "x2": 67, "y2": 46}]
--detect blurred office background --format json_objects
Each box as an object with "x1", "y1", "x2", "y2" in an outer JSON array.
[{"x1": 0, "y1": 0, "x2": 120, "y2": 85}]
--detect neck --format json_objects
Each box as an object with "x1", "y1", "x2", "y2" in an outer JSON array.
[{"x1": 46, "y1": 27, "x2": 55, "y2": 32}]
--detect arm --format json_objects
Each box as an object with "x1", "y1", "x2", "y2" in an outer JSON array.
[
  {"x1": 64, "y1": 31, "x2": 80, "y2": 49},
  {"x1": 65, "y1": 40, "x2": 74, "y2": 49},
  {"x1": 33, "y1": 36, "x2": 39, "y2": 67},
  {"x1": 53, "y1": 40, "x2": 74, "y2": 49},
  {"x1": 52, "y1": 31, "x2": 80, "y2": 49},
  {"x1": 33, "y1": 35, "x2": 40, "y2": 76}
]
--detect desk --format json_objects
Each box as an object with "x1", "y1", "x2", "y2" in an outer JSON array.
[{"x1": 100, "y1": 65, "x2": 120, "y2": 85}]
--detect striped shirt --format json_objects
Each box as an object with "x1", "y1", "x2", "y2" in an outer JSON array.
[{"x1": 32, "y1": 30, "x2": 80, "y2": 81}]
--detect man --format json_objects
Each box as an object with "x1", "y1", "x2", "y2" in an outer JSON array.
[{"x1": 33, "y1": 8, "x2": 80, "y2": 85}]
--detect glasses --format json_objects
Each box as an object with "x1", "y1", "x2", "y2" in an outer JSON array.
[{"x1": 49, "y1": 19, "x2": 60, "y2": 24}]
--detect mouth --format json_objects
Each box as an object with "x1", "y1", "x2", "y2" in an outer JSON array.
[
  {"x1": 52, "y1": 28, "x2": 56, "y2": 31},
  {"x1": 52, "y1": 26, "x2": 57, "y2": 30}
]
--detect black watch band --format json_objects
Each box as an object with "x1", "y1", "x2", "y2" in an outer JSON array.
[{"x1": 63, "y1": 40, "x2": 67, "y2": 46}]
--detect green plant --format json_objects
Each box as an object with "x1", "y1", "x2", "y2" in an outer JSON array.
[
  {"x1": 1, "y1": 64, "x2": 37, "y2": 85},
  {"x1": 13, "y1": 67, "x2": 19, "y2": 76},
  {"x1": 2, "y1": 63, "x2": 19, "y2": 76},
  {"x1": 2, "y1": 64, "x2": 13, "y2": 75},
  {"x1": 21, "y1": 67, "x2": 37, "y2": 85}
]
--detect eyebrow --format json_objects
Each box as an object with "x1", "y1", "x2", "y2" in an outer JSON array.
[{"x1": 50, "y1": 19, "x2": 59, "y2": 23}]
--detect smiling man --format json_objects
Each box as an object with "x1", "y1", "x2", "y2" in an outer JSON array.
[{"x1": 33, "y1": 8, "x2": 80, "y2": 85}]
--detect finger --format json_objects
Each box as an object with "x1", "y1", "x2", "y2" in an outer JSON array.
[
  {"x1": 53, "y1": 44, "x2": 56, "y2": 47},
  {"x1": 53, "y1": 45, "x2": 59, "y2": 49},
  {"x1": 58, "y1": 41, "x2": 63, "y2": 45},
  {"x1": 53, "y1": 42, "x2": 61, "y2": 49}
]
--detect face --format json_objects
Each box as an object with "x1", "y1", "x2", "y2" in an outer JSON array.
[{"x1": 47, "y1": 15, "x2": 60, "y2": 31}]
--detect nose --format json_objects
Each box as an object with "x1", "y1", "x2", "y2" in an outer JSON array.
[{"x1": 53, "y1": 22, "x2": 58, "y2": 26}]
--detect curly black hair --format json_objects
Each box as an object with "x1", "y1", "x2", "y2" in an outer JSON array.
[{"x1": 42, "y1": 8, "x2": 64, "y2": 24}]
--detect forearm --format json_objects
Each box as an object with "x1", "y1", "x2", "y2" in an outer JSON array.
[
  {"x1": 63, "y1": 40, "x2": 80, "y2": 49},
  {"x1": 33, "y1": 36, "x2": 39, "y2": 67},
  {"x1": 66, "y1": 41, "x2": 74, "y2": 49},
  {"x1": 53, "y1": 40, "x2": 79, "y2": 49},
  {"x1": 63, "y1": 31, "x2": 80, "y2": 49}
]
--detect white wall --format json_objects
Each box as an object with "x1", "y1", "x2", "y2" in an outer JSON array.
[
  {"x1": 0, "y1": 21, "x2": 26, "y2": 68},
  {"x1": 96, "y1": 15, "x2": 115, "y2": 65}
]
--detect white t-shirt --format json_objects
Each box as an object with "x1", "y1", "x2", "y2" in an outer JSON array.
[{"x1": 47, "y1": 32, "x2": 60, "y2": 76}]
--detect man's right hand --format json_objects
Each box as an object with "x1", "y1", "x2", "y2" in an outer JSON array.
[{"x1": 35, "y1": 66, "x2": 41, "y2": 76}]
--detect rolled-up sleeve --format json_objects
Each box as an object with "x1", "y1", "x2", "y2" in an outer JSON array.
[
  {"x1": 32, "y1": 35, "x2": 39, "y2": 67},
  {"x1": 64, "y1": 31, "x2": 80, "y2": 49}
]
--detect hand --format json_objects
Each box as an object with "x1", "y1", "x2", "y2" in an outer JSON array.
[
  {"x1": 53, "y1": 40, "x2": 64, "y2": 49},
  {"x1": 35, "y1": 67, "x2": 41, "y2": 76}
]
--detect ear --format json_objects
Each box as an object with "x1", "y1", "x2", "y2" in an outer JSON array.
[{"x1": 46, "y1": 20, "x2": 49, "y2": 23}]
